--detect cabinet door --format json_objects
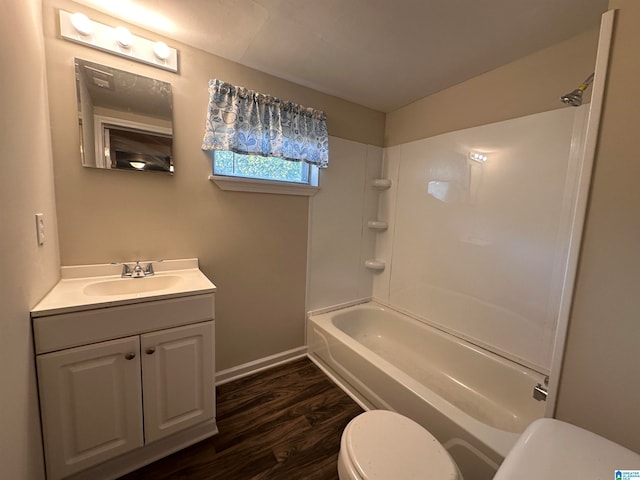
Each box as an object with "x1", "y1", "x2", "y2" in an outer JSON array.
[
  {"x1": 37, "y1": 336, "x2": 143, "y2": 480},
  {"x1": 141, "y1": 321, "x2": 215, "y2": 443}
]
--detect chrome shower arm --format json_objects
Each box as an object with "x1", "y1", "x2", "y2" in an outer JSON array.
[{"x1": 560, "y1": 72, "x2": 595, "y2": 107}]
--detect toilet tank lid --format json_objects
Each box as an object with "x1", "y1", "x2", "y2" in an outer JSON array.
[
  {"x1": 343, "y1": 410, "x2": 459, "y2": 480},
  {"x1": 494, "y1": 418, "x2": 640, "y2": 480}
]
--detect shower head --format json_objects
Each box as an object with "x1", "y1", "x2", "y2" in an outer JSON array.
[{"x1": 561, "y1": 73, "x2": 595, "y2": 106}]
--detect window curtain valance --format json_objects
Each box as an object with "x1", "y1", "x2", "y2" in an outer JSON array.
[{"x1": 201, "y1": 79, "x2": 329, "y2": 168}]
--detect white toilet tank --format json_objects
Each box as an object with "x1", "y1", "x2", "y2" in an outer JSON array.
[{"x1": 494, "y1": 418, "x2": 640, "y2": 480}]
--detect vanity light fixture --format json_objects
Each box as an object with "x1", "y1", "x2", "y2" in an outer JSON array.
[
  {"x1": 59, "y1": 10, "x2": 178, "y2": 73},
  {"x1": 469, "y1": 152, "x2": 488, "y2": 163}
]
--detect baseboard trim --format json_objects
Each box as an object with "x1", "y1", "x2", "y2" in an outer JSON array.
[{"x1": 215, "y1": 346, "x2": 308, "y2": 385}]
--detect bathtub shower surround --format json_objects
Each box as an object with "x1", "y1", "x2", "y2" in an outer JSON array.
[{"x1": 374, "y1": 106, "x2": 589, "y2": 373}]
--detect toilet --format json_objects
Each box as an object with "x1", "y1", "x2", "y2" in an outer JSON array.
[
  {"x1": 493, "y1": 418, "x2": 640, "y2": 479},
  {"x1": 337, "y1": 410, "x2": 461, "y2": 479}
]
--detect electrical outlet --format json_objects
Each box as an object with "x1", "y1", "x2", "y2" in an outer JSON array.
[{"x1": 35, "y1": 213, "x2": 45, "y2": 246}]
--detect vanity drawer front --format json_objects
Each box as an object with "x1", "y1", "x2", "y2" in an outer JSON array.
[{"x1": 33, "y1": 294, "x2": 215, "y2": 354}]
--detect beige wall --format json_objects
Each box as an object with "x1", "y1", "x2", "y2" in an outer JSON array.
[
  {"x1": 385, "y1": 28, "x2": 599, "y2": 146},
  {"x1": 556, "y1": 0, "x2": 640, "y2": 453},
  {"x1": 0, "y1": 0, "x2": 61, "y2": 478},
  {"x1": 42, "y1": 0, "x2": 384, "y2": 371}
]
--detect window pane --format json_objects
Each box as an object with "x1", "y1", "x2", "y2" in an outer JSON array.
[
  {"x1": 214, "y1": 150, "x2": 234, "y2": 176},
  {"x1": 214, "y1": 152, "x2": 310, "y2": 184}
]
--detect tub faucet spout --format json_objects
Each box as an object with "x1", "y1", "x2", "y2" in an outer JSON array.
[{"x1": 533, "y1": 376, "x2": 549, "y2": 401}]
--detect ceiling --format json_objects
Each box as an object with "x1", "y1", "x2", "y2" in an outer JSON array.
[
  {"x1": 71, "y1": 0, "x2": 609, "y2": 112},
  {"x1": 76, "y1": 58, "x2": 172, "y2": 119}
]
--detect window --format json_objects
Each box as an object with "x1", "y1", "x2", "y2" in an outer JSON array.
[
  {"x1": 209, "y1": 151, "x2": 319, "y2": 195},
  {"x1": 213, "y1": 151, "x2": 312, "y2": 184}
]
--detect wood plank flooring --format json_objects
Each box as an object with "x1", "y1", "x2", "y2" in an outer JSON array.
[{"x1": 118, "y1": 357, "x2": 363, "y2": 480}]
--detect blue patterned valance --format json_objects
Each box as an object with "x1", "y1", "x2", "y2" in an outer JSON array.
[{"x1": 201, "y1": 79, "x2": 329, "y2": 168}]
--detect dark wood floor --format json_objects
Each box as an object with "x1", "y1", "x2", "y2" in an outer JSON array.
[{"x1": 119, "y1": 357, "x2": 363, "y2": 480}]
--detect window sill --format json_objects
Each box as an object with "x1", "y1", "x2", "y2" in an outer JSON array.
[{"x1": 209, "y1": 175, "x2": 318, "y2": 196}]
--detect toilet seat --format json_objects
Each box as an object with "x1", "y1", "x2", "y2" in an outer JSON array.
[{"x1": 339, "y1": 410, "x2": 460, "y2": 479}]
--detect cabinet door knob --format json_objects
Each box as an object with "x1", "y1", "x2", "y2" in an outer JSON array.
[
  {"x1": 125, "y1": 352, "x2": 136, "y2": 360},
  {"x1": 146, "y1": 347, "x2": 156, "y2": 355}
]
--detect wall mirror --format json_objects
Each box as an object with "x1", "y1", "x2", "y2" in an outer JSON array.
[{"x1": 75, "y1": 58, "x2": 174, "y2": 174}]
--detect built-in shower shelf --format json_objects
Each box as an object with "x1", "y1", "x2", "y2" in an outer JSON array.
[
  {"x1": 364, "y1": 259, "x2": 385, "y2": 271},
  {"x1": 367, "y1": 220, "x2": 389, "y2": 231},
  {"x1": 371, "y1": 178, "x2": 392, "y2": 190}
]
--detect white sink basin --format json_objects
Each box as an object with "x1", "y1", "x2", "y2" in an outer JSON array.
[{"x1": 83, "y1": 275, "x2": 183, "y2": 296}]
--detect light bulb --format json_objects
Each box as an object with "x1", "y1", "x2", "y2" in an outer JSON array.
[
  {"x1": 129, "y1": 161, "x2": 146, "y2": 170},
  {"x1": 115, "y1": 26, "x2": 134, "y2": 49},
  {"x1": 153, "y1": 41, "x2": 170, "y2": 61},
  {"x1": 71, "y1": 12, "x2": 93, "y2": 36}
]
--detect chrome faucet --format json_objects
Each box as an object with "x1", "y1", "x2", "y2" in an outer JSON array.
[
  {"x1": 131, "y1": 261, "x2": 145, "y2": 278},
  {"x1": 117, "y1": 262, "x2": 133, "y2": 277},
  {"x1": 143, "y1": 260, "x2": 162, "y2": 276},
  {"x1": 533, "y1": 376, "x2": 549, "y2": 402},
  {"x1": 113, "y1": 260, "x2": 163, "y2": 278}
]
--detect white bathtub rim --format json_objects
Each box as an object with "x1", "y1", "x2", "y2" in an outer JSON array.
[
  {"x1": 307, "y1": 296, "x2": 372, "y2": 317},
  {"x1": 308, "y1": 307, "x2": 522, "y2": 458}
]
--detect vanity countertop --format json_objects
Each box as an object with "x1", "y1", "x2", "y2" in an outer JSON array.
[{"x1": 32, "y1": 258, "x2": 216, "y2": 317}]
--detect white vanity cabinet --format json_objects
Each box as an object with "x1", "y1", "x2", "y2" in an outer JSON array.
[
  {"x1": 37, "y1": 321, "x2": 214, "y2": 479},
  {"x1": 31, "y1": 260, "x2": 217, "y2": 480}
]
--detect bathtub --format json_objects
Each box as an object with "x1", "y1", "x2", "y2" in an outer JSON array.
[{"x1": 307, "y1": 302, "x2": 546, "y2": 480}]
